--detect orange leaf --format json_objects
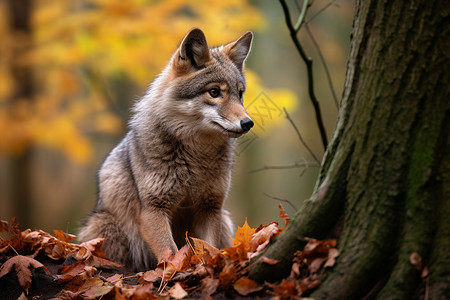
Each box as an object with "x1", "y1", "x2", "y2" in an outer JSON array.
[
  {"x1": 232, "y1": 219, "x2": 256, "y2": 250},
  {"x1": 53, "y1": 230, "x2": 76, "y2": 243},
  {"x1": 233, "y1": 277, "x2": 263, "y2": 296},
  {"x1": 189, "y1": 237, "x2": 219, "y2": 264},
  {"x1": 278, "y1": 203, "x2": 290, "y2": 227}
]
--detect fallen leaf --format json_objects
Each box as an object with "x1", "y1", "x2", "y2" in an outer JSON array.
[
  {"x1": 82, "y1": 279, "x2": 114, "y2": 299},
  {"x1": 140, "y1": 270, "x2": 160, "y2": 283},
  {"x1": 190, "y1": 237, "x2": 220, "y2": 260},
  {"x1": 218, "y1": 263, "x2": 237, "y2": 288},
  {"x1": 17, "y1": 292, "x2": 27, "y2": 300},
  {"x1": 56, "y1": 260, "x2": 86, "y2": 281},
  {"x1": 410, "y1": 252, "x2": 423, "y2": 271},
  {"x1": 278, "y1": 203, "x2": 290, "y2": 227},
  {"x1": 248, "y1": 223, "x2": 282, "y2": 258},
  {"x1": 233, "y1": 277, "x2": 263, "y2": 296},
  {"x1": 200, "y1": 277, "x2": 219, "y2": 297},
  {"x1": 268, "y1": 279, "x2": 298, "y2": 298},
  {"x1": 53, "y1": 230, "x2": 77, "y2": 243},
  {"x1": 0, "y1": 220, "x2": 8, "y2": 232},
  {"x1": 233, "y1": 219, "x2": 256, "y2": 250},
  {"x1": 302, "y1": 238, "x2": 336, "y2": 256},
  {"x1": 324, "y1": 248, "x2": 339, "y2": 268},
  {"x1": 260, "y1": 256, "x2": 279, "y2": 265},
  {"x1": 309, "y1": 256, "x2": 327, "y2": 273},
  {"x1": 0, "y1": 255, "x2": 49, "y2": 293},
  {"x1": 79, "y1": 238, "x2": 109, "y2": 259},
  {"x1": 105, "y1": 273, "x2": 123, "y2": 282},
  {"x1": 169, "y1": 282, "x2": 188, "y2": 299}
]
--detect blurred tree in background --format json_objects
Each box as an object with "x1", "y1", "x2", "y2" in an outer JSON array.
[{"x1": 0, "y1": 0, "x2": 353, "y2": 231}]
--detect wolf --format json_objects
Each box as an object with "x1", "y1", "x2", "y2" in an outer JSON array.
[{"x1": 78, "y1": 28, "x2": 254, "y2": 271}]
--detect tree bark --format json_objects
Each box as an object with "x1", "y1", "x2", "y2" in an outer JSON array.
[{"x1": 249, "y1": 1, "x2": 450, "y2": 299}]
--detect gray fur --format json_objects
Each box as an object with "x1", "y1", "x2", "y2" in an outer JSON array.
[{"x1": 78, "y1": 28, "x2": 253, "y2": 271}]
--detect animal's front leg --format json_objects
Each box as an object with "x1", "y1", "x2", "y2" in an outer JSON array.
[
  {"x1": 139, "y1": 207, "x2": 178, "y2": 261},
  {"x1": 195, "y1": 209, "x2": 233, "y2": 249}
]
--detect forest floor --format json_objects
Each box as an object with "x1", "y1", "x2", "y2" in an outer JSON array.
[{"x1": 0, "y1": 215, "x2": 338, "y2": 299}]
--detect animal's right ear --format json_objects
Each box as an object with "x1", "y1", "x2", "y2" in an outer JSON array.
[{"x1": 177, "y1": 28, "x2": 210, "y2": 70}]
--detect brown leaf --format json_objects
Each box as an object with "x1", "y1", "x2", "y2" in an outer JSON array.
[
  {"x1": 105, "y1": 273, "x2": 123, "y2": 282},
  {"x1": 79, "y1": 238, "x2": 109, "y2": 259},
  {"x1": 190, "y1": 237, "x2": 220, "y2": 260},
  {"x1": 309, "y1": 256, "x2": 327, "y2": 273},
  {"x1": 278, "y1": 203, "x2": 290, "y2": 227},
  {"x1": 248, "y1": 222, "x2": 282, "y2": 258},
  {"x1": 168, "y1": 282, "x2": 188, "y2": 299},
  {"x1": 17, "y1": 292, "x2": 27, "y2": 300},
  {"x1": 324, "y1": 248, "x2": 339, "y2": 268},
  {"x1": 410, "y1": 252, "x2": 423, "y2": 271},
  {"x1": 82, "y1": 279, "x2": 114, "y2": 299},
  {"x1": 0, "y1": 220, "x2": 8, "y2": 232},
  {"x1": 218, "y1": 263, "x2": 237, "y2": 288},
  {"x1": 260, "y1": 256, "x2": 279, "y2": 265},
  {"x1": 140, "y1": 270, "x2": 160, "y2": 283},
  {"x1": 53, "y1": 230, "x2": 76, "y2": 243},
  {"x1": 222, "y1": 242, "x2": 248, "y2": 262},
  {"x1": 302, "y1": 238, "x2": 336, "y2": 255},
  {"x1": 0, "y1": 255, "x2": 49, "y2": 293},
  {"x1": 86, "y1": 254, "x2": 123, "y2": 268},
  {"x1": 268, "y1": 279, "x2": 298, "y2": 298},
  {"x1": 200, "y1": 277, "x2": 219, "y2": 297},
  {"x1": 56, "y1": 261, "x2": 86, "y2": 282},
  {"x1": 233, "y1": 277, "x2": 263, "y2": 296}
]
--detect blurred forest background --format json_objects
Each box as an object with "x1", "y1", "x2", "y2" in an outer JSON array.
[{"x1": 0, "y1": 0, "x2": 354, "y2": 234}]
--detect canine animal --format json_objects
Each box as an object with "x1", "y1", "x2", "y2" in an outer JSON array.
[{"x1": 78, "y1": 28, "x2": 254, "y2": 271}]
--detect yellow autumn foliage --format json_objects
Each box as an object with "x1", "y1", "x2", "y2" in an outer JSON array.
[{"x1": 0, "y1": 0, "x2": 298, "y2": 163}]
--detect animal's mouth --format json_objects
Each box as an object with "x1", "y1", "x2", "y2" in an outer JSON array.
[{"x1": 212, "y1": 122, "x2": 248, "y2": 138}]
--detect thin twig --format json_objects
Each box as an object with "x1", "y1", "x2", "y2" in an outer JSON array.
[
  {"x1": 284, "y1": 108, "x2": 321, "y2": 164},
  {"x1": 278, "y1": 0, "x2": 328, "y2": 150},
  {"x1": 247, "y1": 160, "x2": 318, "y2": 174},
  {"x1": 263, "y1": 193, "x2": 298, "y2": 211},
  {"x1": 304, "y1": 23, "x2": 339, "y2": 109},
  {"x1": 294, "y1": 0, "x2": 309, "y2": 32},
  {"x1": 306, "y1": 0, "x2": 338, "y2": 23}
]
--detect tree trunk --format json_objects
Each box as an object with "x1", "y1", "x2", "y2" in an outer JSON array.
[
  {"x1": 249, "y1": 1, "x2": 450, "y2": 299},
  {"x1": 8, "y1": 0, "x2": 34, "y2": 228}
]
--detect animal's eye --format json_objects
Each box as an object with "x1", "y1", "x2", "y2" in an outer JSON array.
[{"x1": 208, "y1": 88, "x2": 221, "y2": 98}]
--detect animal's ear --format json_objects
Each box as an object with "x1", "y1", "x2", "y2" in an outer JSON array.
[
  {"x1": 178, "y1": 28, "x2": 210, "y2": 68},
  {"x1": 223, "y1": 31, "x2": 253, "y2": 71}
]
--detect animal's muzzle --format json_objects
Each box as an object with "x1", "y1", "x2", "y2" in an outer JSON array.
[{"x1": 240, "y1": 118, "x2": 254, "y2": 132}]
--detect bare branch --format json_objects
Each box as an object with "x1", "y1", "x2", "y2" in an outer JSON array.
[
  {"x1": 283, "y1": 108, "x2": 321, "y2": 164},
  {"x1": 278, "y1": 0, "x2": 328, "y2": 150},
  {"x1": 304, "y1": 23, "x2": 339, "y2": 109},
  {"x1": 306, "y1": 0, "x2": 339, "y2": 23},
  {"x1": 294, "y1": 0, "x2": 309, "y2": 32},
  {"x1": 247, "y1": 160, "x2": 319, "y2": 174},
  {"x1": 263, "y1": 193, "x2": 298, "y2": 211}
]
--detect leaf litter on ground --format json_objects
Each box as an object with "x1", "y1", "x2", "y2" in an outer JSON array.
[{"x1": 0, "y1": 205, "x2": 339, "y2": 299}]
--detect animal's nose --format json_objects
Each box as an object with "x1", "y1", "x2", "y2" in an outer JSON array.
[{"x1": 240, "y1": 118, "x2": 254, "y2": 132}]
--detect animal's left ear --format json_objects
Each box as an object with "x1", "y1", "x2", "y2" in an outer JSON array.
[
  {"x1": 179, "y1": 28, "x2": 211, "y2": 69},
  {"x1": 223, "y1": 31, "x2": 253, "y2": 71}
]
